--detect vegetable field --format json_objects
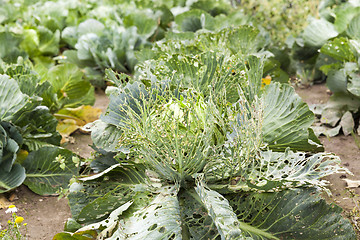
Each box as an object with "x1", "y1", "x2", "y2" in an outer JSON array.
[{"x1": 0, "y1": 0, "x2": 360, "y2": 239}]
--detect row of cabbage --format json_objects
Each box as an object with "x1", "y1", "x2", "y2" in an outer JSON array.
[{"x1": 0, "y1": 0, "x2": 357, "y2": 239}]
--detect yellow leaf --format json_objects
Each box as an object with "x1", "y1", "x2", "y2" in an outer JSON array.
[
  {"x1": 55, "y1": 105, "x2": 102, "y2": 144},
  {"x1": 0, "y1": 195, "x2": 11, "y2": 210},
  {"x1": 16, "y1": 149, "x2": 29, "y2": 164},
  {"x1": 55, "y1": 105, "x2": 102, "y2": 126}
]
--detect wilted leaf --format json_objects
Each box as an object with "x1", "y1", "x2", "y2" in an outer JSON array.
[
  {"x1": 311, "y1": 124, "x2": 341, "y2": 137},
  {"x1": 55, "y1": 105, "x2": 102, "y2": 143},
  {"x1": 56, "y1": 119, "x2": 79, "y2": 144},
  {"x1": 53, "y1": 230, "x2": 97, "y2": 240},
  {"x1": 56, "y1": 105, "x2": 102, "y2": 125},
  {"x1": 340, "y1": 111, "x2": 355, "y2": 135},
  {"x1": 0, "y1": 194, "x2": 11, "y2": 209},
  {"x1": 343, "y1": 179, "x2": 360, "y2": 188},
  {"x1": 321, "y1": 93, "x2": 360, "y2": 128}
]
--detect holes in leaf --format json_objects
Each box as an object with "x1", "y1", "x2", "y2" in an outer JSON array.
[
  {"x1": 169, "y1": 233, "x2": 176, "y2": 240},
  {"x1": 148, "y1": 224, "x2": 157, "y2": 231},
  {"x1": 159, "y1": 226, "x2": 166, "y2": 233},
  {"x1": 193, "y1": 214, "x2": 202, "y2": 219}
]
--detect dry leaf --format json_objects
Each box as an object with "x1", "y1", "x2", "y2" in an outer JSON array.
[
  {"x1": 55, "y1": 105, "x2": 102, "y2": 143},
  {"x1": 343, "y1": 179, "x2": 360, "y2": 188},
  {"x1": 0, "y1": 195, "x2": 11, "y2": 209}
]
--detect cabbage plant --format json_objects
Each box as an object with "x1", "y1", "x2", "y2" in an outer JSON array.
[
  {"x1": 55, "y1": 47, "x2": 355, "y2": 239},
  {"x1": 0, "y1": 74, "x2": 79, "y2": 195}
]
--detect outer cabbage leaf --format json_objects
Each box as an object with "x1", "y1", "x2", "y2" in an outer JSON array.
[
  {"x1": 15, "y1": 106, "x2": 61, "y2": 151},
  {"x1": 229, "y1": 150, "x2": 350, "y2": 193},
  {"x1": 22, "y1": 146, "x2": 80, "y2": 195},
  {"x1": 347, "y1": 14, "x2": 360, "y2": 39},
  {"x1": 175, "y1": 9, "x2": 215, "y2": 32},
  {"x1": 41, "y1": 63, "x2": 95, "y2": 112},
  {"x1": 100, "y1": 81, "x2": 150, "y2": 127},
  {"x1": 262, "y1": 83, "x2": 323, "y2": 152},
  {"x1": 0, "y1": 75, "x2": 29, "y2": 121},
  {"x1": 178, "y1": 187, "x2": 355, "y2": 239},
  {"x1": 334, "y1": 6, "x2": 360, "y2": 33},
  {"x1": 0, "y1": 122, "x2": 22, "y2": 172},
  {"x1": 0, "y1": 31, "x2": 25, "y2": 63},
  {"x1": 20, "y1": 26, "x2": 60, "y2": 58},
  {"x1": 302, "y1": 18, "x2": 338, "y2": 47},
  {"x1": 119, "y1": 185, "x2": 182, "y2": 240},
  {"x1": 320, "y1": 37, "x2": 356, "y2": 62},
  {"x1": 123, "y1": 9, "x2": 159, "y2": 39},
  {"x1": 227, "y1": 188, "x2": 356, "y2": 239},
  {"x1": 0, "y1": 163, "x2": 26, "y2": 194},
  {"x1": 67, "y1": 163, "x2": 149, "y2": 225},
  {"x1": 90, "y1": 120, "x2": 126, "y2": 153},
  {"x1": 68, "y1": 185, "x2": 182, "y2": 240},
  {"x1": 326, "y1": 68, "x2": 348, "y2": 95},
  {"x1": 0, "y1": 122, "x2": 26, "y2": 193},
  {"x1": 77, "y1": 19, "x2": 105, "y2": 36},
  {"x1": 195, "y1": 179, "x2": 251, "y2": 240}
]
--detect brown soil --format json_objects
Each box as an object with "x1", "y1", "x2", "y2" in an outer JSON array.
[
  {"x1": 0, "y1": 185, "x2": 71, "y2": 240},
  {"x1": 1, "y1": 84, "x2": 359, "y2": 239}
]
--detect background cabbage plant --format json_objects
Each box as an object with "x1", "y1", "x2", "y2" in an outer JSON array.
[{"x1": 0, "y1": 73, "x2": 79, "y2": 195}]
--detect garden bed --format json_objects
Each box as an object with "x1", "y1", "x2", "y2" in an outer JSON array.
[{"x1": 0, "y1": 84, "x2": 359, "y2": 239}]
